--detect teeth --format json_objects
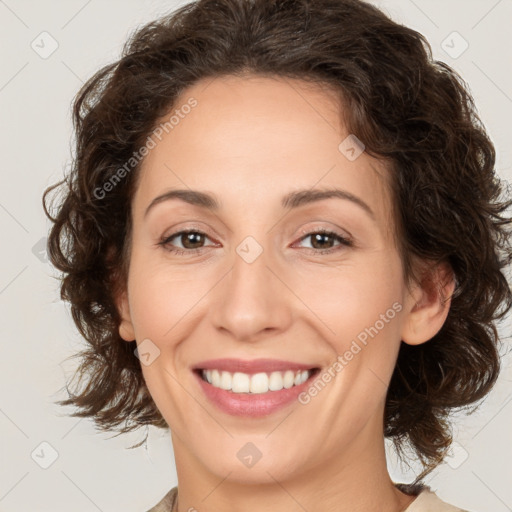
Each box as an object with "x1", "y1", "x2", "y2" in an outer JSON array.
[
  {"x1": 201, "y1": 369, "x2": 312, "y2": 393},
  {"x1": 232, "y1": 372, "x2": 250, "y2": 392},
  {"x1": 249, "y1": 373, "x2": 268, "y2": 394},
  {"x1": 283, "y1": 370, "x2": 295, "y2": 389},
  {"x1": 220, "y1": 371, "x2": 232, "y2": 390}
]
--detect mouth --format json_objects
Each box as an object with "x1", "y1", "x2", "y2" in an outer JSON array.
[
  {"x1": 194, "y1": 367, "x2": 321, "y2": 394},
  {"x1": 191, "y1": 359, "x2": 322, "y2": 417}
]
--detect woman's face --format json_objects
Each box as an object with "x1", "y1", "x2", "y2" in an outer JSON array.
[{"x1": 117, "y1": 74, "x2": 423, "y2": 483}]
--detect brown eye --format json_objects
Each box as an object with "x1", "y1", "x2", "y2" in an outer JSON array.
[
  {"x1": 177, "y1": 231, "x2": 206, "y2": 249},
  {"x1": 158, "y1": 229, "x2": 215, "y2": 255},
  {"x1": 310, "y1": 232, "x2": 335, "y2": 250},
  {"x1": 295, "y1": 229, "x2": 353, "y2": 254}
]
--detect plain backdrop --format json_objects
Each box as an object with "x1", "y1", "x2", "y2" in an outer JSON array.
[{"x1": 0, "y1": 0, "x2": 511, "y2": 510}]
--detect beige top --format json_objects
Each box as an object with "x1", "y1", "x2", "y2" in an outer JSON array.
[{"x1": 146, "y1": 484, "x2": 469, "y2": 512}]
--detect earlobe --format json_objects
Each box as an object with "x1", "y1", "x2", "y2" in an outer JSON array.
[
  {"x1": 116, "y1": 290, "x2": 136, "y2": 342},
  {"x1": 401, "y1": 261, "x2": 456, "y2": 346}
]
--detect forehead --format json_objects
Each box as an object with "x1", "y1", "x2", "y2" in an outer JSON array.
[{"x1": 133, "y1": 74, "x2": 392, "y2": 234}]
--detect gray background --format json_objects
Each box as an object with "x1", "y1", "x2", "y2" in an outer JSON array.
[{"x1": 0, "y1": 0, "x2": 511, "y2": 510}]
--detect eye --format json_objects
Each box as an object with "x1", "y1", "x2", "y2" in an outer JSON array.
[
  {"x1": 158, "y1": 228, "x2": 353, "y2": 256},
  {"x1": 294, "y1": 228, "x2": 353, "y2": 254},
  {"x1": 158, "y1": 229, "x2": 216, "y2": 255}
]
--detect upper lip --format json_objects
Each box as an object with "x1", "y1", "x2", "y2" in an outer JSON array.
[{"x1": 192, "y1": 358, "x2": 318, "y2": 375}]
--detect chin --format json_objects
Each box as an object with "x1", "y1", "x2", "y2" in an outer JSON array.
[{"x1": 198, "y1": 443, "x2": 310, "y2": 485}]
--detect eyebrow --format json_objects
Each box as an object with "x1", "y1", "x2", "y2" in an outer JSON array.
[{"x1": 144, "y1": 187, "x2": 375, "y2": 220}]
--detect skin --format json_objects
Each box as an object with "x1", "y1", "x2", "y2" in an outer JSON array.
[{"x1": 116, "y1": 74, "x2": 455, "y2": 512}]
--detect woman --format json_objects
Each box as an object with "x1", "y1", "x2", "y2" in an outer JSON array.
[{"x1": 43, "y1": 0, "x2": 512, "y2": 510}]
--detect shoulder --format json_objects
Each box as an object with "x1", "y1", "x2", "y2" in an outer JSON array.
[
  {"x1": 400, "y1": 485, "x2": 471, "y2": 512},
  {"x1": 145, "y1": 486, "x2": 178, "y2": 512}
]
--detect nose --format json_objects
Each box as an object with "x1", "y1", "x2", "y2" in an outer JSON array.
[{"x1": 210, "y1": 239, "x2": 293, "y2": 343}]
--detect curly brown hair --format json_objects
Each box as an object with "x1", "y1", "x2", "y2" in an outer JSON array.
[{"x1": 43, "y1": 0, "x2": 512, "y2": 481}]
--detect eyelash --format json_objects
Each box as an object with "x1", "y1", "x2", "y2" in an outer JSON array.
[{"x1": 157, "y1": 228, "x2": 353, "y2": 256}]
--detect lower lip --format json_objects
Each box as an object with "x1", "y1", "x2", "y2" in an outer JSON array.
[{"x1": 194, "y1": 370, "x2": 318, "y2": 417}]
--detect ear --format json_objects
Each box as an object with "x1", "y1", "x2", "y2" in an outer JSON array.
[
  {"x1": 107, "y1": 245, "x2": 136, "y2": 342},
  {"x1": 401, "y1": 260, "x2": 456, "y2": 346},
  {"x1": 115, "y1": 288, "x2": 136, "y2": 342}
]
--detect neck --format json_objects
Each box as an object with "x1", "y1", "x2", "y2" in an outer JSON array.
[{"x1": 170, "y1": 412, "x2": 417, "y2": 512}]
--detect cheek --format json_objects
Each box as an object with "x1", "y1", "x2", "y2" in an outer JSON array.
[
  {"x1": 126, "y1": 254, "x2": 209, "y2": 342},
  {"x1": 288, "y1": 254, "x2": 404, "y2": 338},
  {"x1": 126, "y1": 260, "x2": 207, "y2": 417},
  {"x1": 291, "y1": 254, "x2": 405, "y2": 389}
]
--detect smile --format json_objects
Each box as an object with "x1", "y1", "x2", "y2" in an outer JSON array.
[
  {"x1": 192, "y1": 359, "x2": 321, "y2": 417},
  {"x1": 200, "y1": 369, "x2": 313, "y2": 393}
]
